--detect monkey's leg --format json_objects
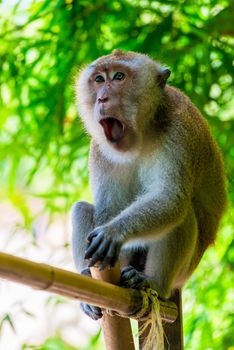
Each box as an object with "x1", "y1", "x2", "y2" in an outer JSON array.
[
  {"x1": 71, "y1": 201, "x2": 103, "y2": 320},
  {"x1": 71, "y1": 201, "x2": 94, "y2": 271},
  {"x1": 146, "y1": 206, "x2": 198, "y2": 298},
  {"x1": 121, "y1": 206, "x2": 198, "y2": 298}
]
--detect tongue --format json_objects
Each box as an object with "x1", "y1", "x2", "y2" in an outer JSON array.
[{"x1": 100, "y1": 118, "x2": 124, "y2": 143}]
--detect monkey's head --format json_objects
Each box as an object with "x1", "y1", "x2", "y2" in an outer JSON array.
[{"x1": 76, "y1": 50, "x2": 170, "y2": 162}]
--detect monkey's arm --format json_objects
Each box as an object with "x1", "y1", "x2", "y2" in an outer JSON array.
[
  {"x1": 85, "y1": 161, "x2": 193, "y2": 269},
  {"x1": 104, "y1": 187, "x2": 190, "y2": 237}
]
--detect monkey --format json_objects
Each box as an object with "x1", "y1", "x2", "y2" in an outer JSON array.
[{"x1": 71, "y1": 49, "x2": 227, "y2": 320}]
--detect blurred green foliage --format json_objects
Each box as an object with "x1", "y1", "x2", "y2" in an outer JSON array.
[{"x1": 0, "y1": 0, "x2": 233, "y2": 349}]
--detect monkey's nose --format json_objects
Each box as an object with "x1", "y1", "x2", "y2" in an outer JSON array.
[{"x1": 98, "y1": 97, "x2": 108, "y2": 103}]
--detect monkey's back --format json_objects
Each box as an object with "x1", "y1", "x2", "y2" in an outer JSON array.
[{"x1": 165, "y1": 86, "x2": 227, "y2": 261}]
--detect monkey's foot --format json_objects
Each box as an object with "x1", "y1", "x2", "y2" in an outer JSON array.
[
  {"x1": 120, "y1": 266, "x2": 158, "y2": 291},
  {"x1": 80, "y1": 267, "x2": 103, "y2": 320},
  {"x1": 80, "y1": 302, "x2": 103, "y2": 320}
]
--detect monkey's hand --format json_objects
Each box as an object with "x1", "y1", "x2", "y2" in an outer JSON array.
[{"x1": 84, "y1": 226, "x2": 124, "y2": 270}]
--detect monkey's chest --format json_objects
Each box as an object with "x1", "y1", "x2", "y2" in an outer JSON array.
[{"x1": 93, "y1": 171, "x2": 139, "y2": 226}]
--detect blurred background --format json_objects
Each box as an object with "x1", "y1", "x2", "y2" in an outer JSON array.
[{"x1": 0, "y1": 0, "x2": 233, "y2": 349}]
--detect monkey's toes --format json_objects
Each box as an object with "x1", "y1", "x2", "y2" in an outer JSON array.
[
  {"x1": 81, "y1": 267, "x2": 91, "y2": 276},
  {"x1": 80, "y1": 302, "x2": 103, "y2": 320},
  {"x1": 120, "y1": 266, "x2": 150, "y2": 290}
]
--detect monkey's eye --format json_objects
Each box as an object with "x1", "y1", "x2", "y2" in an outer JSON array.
[
  {"x1": 113, "y1": 72, "x2": 125, "y2": 81},
  {"x1": 95, "y1": 75, "x2": 105, "y2": 83}
]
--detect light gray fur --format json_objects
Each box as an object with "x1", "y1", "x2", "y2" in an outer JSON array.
[{"x1": 72, "y1": 136, "x2": 197, "y2": 297}]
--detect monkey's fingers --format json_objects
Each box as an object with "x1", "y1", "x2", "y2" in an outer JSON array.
[
  {"x1": 86, "y1": 230, "x2": 99, "y2": 243},
  {"x1": 80, "y1": 302, "x2": 103, "y2": 320},
  {"x1": 85, "y1": 235, "x2": 103, "y2": 260},
  {"x1": 88, "y1": 244, "x2": 109, "y2": 267},
  {"x1": 121, "y1": 266, "x2": 138, "y2": 279},
  {"x1": 121, "y1": 266, "x2": 134, "y2": 274},
  {"x1": 99, "y1": 244, "x2": 118, "y2": 271},
  {"x1": 120, "y1": 266, "x2": 143, "y2": 288}
]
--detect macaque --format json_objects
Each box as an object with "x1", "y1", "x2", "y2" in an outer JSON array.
[{"x1": 72, "y1": 50, "x2": 227, "y2": 320}]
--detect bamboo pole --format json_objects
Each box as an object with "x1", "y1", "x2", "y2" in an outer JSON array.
[
  {"x1": 91, "y1": 262, "x2": 135, "y2": 350},
  {"x1": 0, "y1": 252, "x2": 177, "y2": 323},
  {"x1": 163, "y1": 289, "x2": 184, "y2": 350}
]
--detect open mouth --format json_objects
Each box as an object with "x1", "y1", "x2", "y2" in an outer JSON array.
[{"x1": 99, "y1": 117, "x2": 125, "y2": 143}]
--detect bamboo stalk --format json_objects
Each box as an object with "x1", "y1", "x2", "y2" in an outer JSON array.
[
  {"x1": 91, "y1": 263, "x2": 135, "y2": 350},
  {"x1": 163, "y1": 289, "x2": 184, "y2": 350},
  {"x1": 0, "y1": 252, "x2": 177, "y2": 322}
]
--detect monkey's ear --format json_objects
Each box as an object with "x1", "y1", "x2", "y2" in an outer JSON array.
[{"x1": 157, "y1": 68, "x2": 171, "y2": 88}]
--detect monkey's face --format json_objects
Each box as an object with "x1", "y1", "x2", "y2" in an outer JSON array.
[
  {"x1": 91, "y1": 63, "x2": 140, "y2": 152},
  {"x1": 76, "y1": 51, "x2": 169, "y2": 162}
]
